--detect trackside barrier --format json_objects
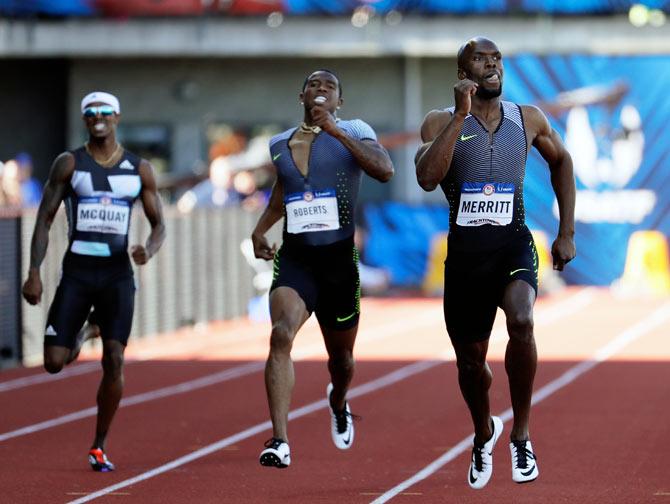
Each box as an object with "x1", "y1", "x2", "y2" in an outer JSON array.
[
  {"x1": 20, "y1": 206, "x2": 280, "y2": 367},
  {"x1": 0, "y1": 211, "x2": 22, "y2": 369}
]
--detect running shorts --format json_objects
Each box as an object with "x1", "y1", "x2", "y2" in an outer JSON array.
[
  {"x1": 271, "y1": 236, "x2": 360, "y2": 331},
  {"x1": 44, "y1": 252, "x2": 136, "y2": 348},
  {"x1": 443, "y1": 231, "x2": 538, "y2": 343}
]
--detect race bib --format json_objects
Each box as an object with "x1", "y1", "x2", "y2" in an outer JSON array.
[
  {"x1": 456, "y1": 182, "x2": 514, "y2": 226},
  {"x1": 76, "y1": 196, "x2": 131, "y2": 235},
  {"x1": 285, "y1": 189, "x2": 340, "y2": 234}
]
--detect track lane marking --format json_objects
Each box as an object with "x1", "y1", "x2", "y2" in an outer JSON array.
[
  {"x1": 0, "y1": 289, "x2": 592, "y2": 393},
  {"x1": 0, "y1": 304, "x2": 443, "y2": 442},
  {"x1": 370, "y1": 301, "x2": 670, "y2": 503},
  {"x1": 60, "y1": 289, "x2": 597, "y2": 503},
  {"x1": 65, "y1": 359, "x2": 444, "y2": 504},
  {"x1": 0, "y1": 289, "x2": 595, "y2": 442}
]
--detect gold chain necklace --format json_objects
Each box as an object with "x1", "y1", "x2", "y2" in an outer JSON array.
[
  {"x1": 299, "y1": 123, "x2": 321, "y2": 135},
  {"x1": 85, "y1": 142, "x2": 122, "y2": 166}
]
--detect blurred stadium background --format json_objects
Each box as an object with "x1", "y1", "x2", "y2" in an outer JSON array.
[{"x1": 1, "y1": 0, "x2": 669, "y2": 369}]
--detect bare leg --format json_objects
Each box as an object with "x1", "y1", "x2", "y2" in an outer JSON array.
[
  {"x1": 92, "y1": 339, "x2": 126, "y2": 450},
  {"x1": 265, "y1": 287, "x2": 310, "y2": 442},
  {"x1": 452, "y1": 339, "x2": 493, "y2": 444},
  {"x1": 43, "y1": 346, "x2": 70, "y2": 374},
  {"x1": 321, "y1": 324, "x2": 357, "y2": 411},
  {"x1": 67, "y1": 323, "x2": 101, "y2": 365},
  {"x1": 502, "y1": 280, "x2": 537, "y2": 441}
]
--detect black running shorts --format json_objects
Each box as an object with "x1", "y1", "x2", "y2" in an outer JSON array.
[
  {"x1": 44, "y1": 252, "x2": 136, "y2": 348},
  {"x1": 271, "y1": 236, "x2": 360, "y2": 331},
  {"x1": 443, "y1": 232, "x2": 538, "y2": 343}
]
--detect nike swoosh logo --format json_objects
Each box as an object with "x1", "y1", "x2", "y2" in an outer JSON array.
[
  {"x1": 460, "y1": 134, "x2": 477, "y2": 141},
  {"x1": 343, "y1": 429, "x2": 352, "y2": 445},
  {"x1": 272, "y1": 153, "x2": 282, "y2": 161},
  {"x1": 469, "y1": 466, "x2": 478, "y2": 484},
  {"x1": 521, "y1": 464, "x2": 536, "y2": 477},
  {"x1": 336, "y1": 312, "x2": 357, "y2": 323},
  {"x1": 510, "y1": 268, "x2": 530, "y2": 276}
]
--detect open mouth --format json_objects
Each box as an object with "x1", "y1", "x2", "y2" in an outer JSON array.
[
  {"x1": 93, "y1": 123, "x2": 106, "y2": 132},
  {"x1": 484, "y1": 73, "x2": 500, "y2": 84},
  {"x1": 314, "y1": 96, "x2": 327, "y2": 104}
]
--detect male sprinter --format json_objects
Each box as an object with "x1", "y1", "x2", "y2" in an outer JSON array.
[
  {"x1": 252, "y1": 69, "x2": 394, "y2": 468},
  {"x1": 415, "y1": 38, "x2": 576, "y2": 488},
  {"x1": 22, "y1": 91, "x2": 166, "y2": 472}
]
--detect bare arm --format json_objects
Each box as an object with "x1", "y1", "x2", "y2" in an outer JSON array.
[
  {"x1": 415, "y1": 110, "x2": 464, "y2": 191},
  {"x1": 524, "y1": 105, "x2": 577, "y2": 271},
  {"x1": 251, "y1": 177, "x2": 284, "y2": 260},
  {"x1": 22, "y1": 152, "x2": 75, "y2": 305},
  {"x1": 312, "y1": 107, "x2": 394, "y2": 182},
  {"x1": 131, "y1": 159, "x2": 166, "y2": 265},
  {"x1": 415, "y1": 79, "x2": 478, "y2": 191}
]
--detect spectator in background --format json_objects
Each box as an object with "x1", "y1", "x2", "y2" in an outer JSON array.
[
  {"x1": 1, "y1": 159, "x2": 23, "y2": 207},
  {"x1": 177, "y1": 130, "x2": 275, "y2": 213},
  {"x1": 0, "y1": 161, "x2": 7, "y2": 207},
  {"x1": 15, "y1": 152, "x2": 43, "y2": 207}
]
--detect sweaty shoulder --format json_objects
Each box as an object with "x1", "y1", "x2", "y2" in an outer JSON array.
[
  {"x1": 340, "y1": 119, "x2": 377, "y2": 141},
  {"x1": 138, "y1": 158, "x2": 155, "y2": 177},
  {"x1": 420, "y1": 109, "x2": 452, "y2": 142},
  {"x1": 519, "y1": 104, "x2": 551, "y2": 138},
  {"x1": 52, "y1": 151, "x2": 76, "y2": 181}
]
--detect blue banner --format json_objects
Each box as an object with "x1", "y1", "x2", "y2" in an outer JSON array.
[
  {"x1": 504, "y1": 54, "x2": 670, "y2": 285},
  {"x1": 285, "y1": 0, "x2": 669, "y2": 14},
  {"x1": 2, "y1": 0, "x2": 667, "y2": 16},
  {"x1": 0, "y1": 0, "x2": 93, "y2": 16},
  {"x1": 366, "y1": 54, "x2": 670, "y2": 288}
]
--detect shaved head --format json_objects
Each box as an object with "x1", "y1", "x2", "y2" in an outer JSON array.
[{"x1": 457, "y1": 37, "x2": 498, "y2": 71}]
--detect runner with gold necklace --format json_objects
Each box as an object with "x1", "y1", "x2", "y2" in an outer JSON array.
[{"x1": 252, "y1": 69, "x2": 394, "y2": 468}]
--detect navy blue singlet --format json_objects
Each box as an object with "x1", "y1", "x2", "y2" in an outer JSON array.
[
  {"x1": 65, "y1": 147, "x2": 142, "y2": 257},
  {"x1": 269, "y1": 119, "x2": 377, "y2": 247}
]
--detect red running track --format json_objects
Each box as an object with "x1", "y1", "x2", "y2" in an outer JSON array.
[{"x1": 1, "y1": 287, "x2": 669, "y2": 503}]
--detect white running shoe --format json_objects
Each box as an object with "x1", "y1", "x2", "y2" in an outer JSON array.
[
  {"x1": 259, "y1": 438, "x2": 291, "y2": 468},
  {"x1": 468, "y1": 415, "x2": 504, "y2": 489},
  {"x1": 326, "y1": 383, "x2": 354, "y2": 450},
  {"x1": 510, "y1": 439, "x2": 539, "y2": 483}
]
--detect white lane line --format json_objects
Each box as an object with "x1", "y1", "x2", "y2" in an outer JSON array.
[
  {"x1": 0, "y1": 326, "x2": 266, "y2": 393},
  {"x1": 61, "y1": 288, "x2": 597, "y2": 503},
  {"x1": 0, "y1": 362, "x2": 100, "y2": 392},
  {"x1": 0, "y1": 289, "x2": 594, "y2": 442},
  {"x1": 0, "y1": 305, "x2": 441, "y2": 443},
  {"x1": 370, "y1": 301, "x2": 670, "y2": 503},
  {"x1": 65, "y1": 359, "x2": 443, "y2": 504},
  {"x1": 0, "y1": 362, "x2": 264, "y2": 442},
  {"x1": 0, "y1": 289, "x2": 594, "y2": 393}
]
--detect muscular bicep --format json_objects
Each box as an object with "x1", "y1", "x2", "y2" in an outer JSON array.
[
  {"x1": 38, "y1": 153, "x2": 75, "y2": 220},
  {"x1": 415, "y1": 110, "x2": 451, "y2": 162},
  {"x1": 527, "y1": 106, "x2": 569, "y2": 167},
  {"x1": 138, "y1": 160, "x2": 164, "y2": 227},
  {"x1": 420, "y1": 110, "x2": 451, "y2": 143}
]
